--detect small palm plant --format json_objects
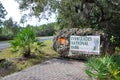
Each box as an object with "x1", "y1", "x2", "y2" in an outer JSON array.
[
  {"x1": 86, "y1": 55, "x2": 120, "y2": 80},
  {"x1": 10, "y1": 27, "x2": 45, "y2": 58}
]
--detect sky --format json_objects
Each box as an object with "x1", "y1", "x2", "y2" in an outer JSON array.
[{"x1": 0, "y1": 0, "x2": 56, "y2": 26}]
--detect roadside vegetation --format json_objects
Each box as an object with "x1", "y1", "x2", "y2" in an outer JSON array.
[
  {"x1": 0, "y1": 27, "x2": 58, "y2": 77},
  {"x1": 0, "y1": 40, "x2": 58, "y2": 77},
  {"x1": 10, "y1": 27, "x2": 44, "y2": 58}
]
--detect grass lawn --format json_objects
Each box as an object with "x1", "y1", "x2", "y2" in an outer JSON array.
[{"x1": 0, "y1": 40, "x2": 58, "y2": 77}]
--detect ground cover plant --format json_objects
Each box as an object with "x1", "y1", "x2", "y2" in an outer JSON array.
[{"x1": 86, "y1": 55, "x2": 120, "y2": 80}]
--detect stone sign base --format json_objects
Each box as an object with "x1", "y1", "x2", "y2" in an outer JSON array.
[{"x1": 53, "y1": 28, "x2": 113, "y2": 58}]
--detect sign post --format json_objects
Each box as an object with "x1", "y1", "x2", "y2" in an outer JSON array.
[{"x1": 69, "y1": 36, "x2": 100, "y2": 55}]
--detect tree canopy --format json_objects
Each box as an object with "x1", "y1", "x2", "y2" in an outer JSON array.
[
  {"x1": 16, "y1": 0, "x2": 120, "y2": 28},
  {"x1": 3, "y1": 18, "x2": 19, "y2": 34},
  {"x1": 16, "y1": 0, "x2": 120, "y2": 46},
  {"x1": 0, "y1": 1, "x2": 7, "y2": 26}
]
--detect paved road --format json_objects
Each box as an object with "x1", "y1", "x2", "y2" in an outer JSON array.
[
  {"x1": 0, "y1": 37, "x2": 53, "y2": 50},
  {"x1": 0, "y1": 42, "x2": 10, "y2": 50},
  {"x1": 38, "y1": 37, "x2": 53, "y2": 42},
  {"x1": 1, "y1": 58, "x2": 90, "y2": 80}
]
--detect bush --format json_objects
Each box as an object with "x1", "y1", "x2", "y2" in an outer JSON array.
[
  {"x1": 0, "y1": 34, "x2": 14, "y2": 41},
  {"x1": 86, "y1": 55, "x2": 120, "y2": 80},
  {"x1": 36, "y1": 24, "x2": 55, "y2": 36},
  {"x1": 10, "y1": 27, "x2": 45, "y2": 58}
]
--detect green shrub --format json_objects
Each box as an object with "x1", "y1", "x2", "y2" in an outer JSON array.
[
  {"x1": 0, "y1": 34, "x2": 14, "y2": 41},
  {"x1": 10, "y1": 27, "x2": 45, "y2": 58},
  {"x1": 35, "y1": 24, "x2": 55, "y2": 36},
  {"x1": 86, "y1": 55, "x2": 120, "y2": 80}
]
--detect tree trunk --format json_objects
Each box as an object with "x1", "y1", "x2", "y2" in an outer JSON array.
[{"x1": 23, "y1": 46, "x2": 31, "y2": 58}]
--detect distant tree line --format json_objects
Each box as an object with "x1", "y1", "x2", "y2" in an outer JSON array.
[
  {"x1": 0, "y1": 18, "x2": 58, "y2": 41},
  {"x1": 0, "y1": 21, "x2": 58, "y2": 41},
  {"x1": 35, "y1": 23, "x2": 59, "y2": 37},
  {"x1": 0, "y1": 18, "x2": 20, "y2": 40}
]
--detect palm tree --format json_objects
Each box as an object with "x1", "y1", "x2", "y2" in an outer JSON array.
[{"x1": 10, "y1": 26, "x2": 44, "y2": 58}]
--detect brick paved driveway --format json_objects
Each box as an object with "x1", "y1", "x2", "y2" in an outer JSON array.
[{"x1": 1, "y1": 58, "x2": 90, "y2": 80}]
